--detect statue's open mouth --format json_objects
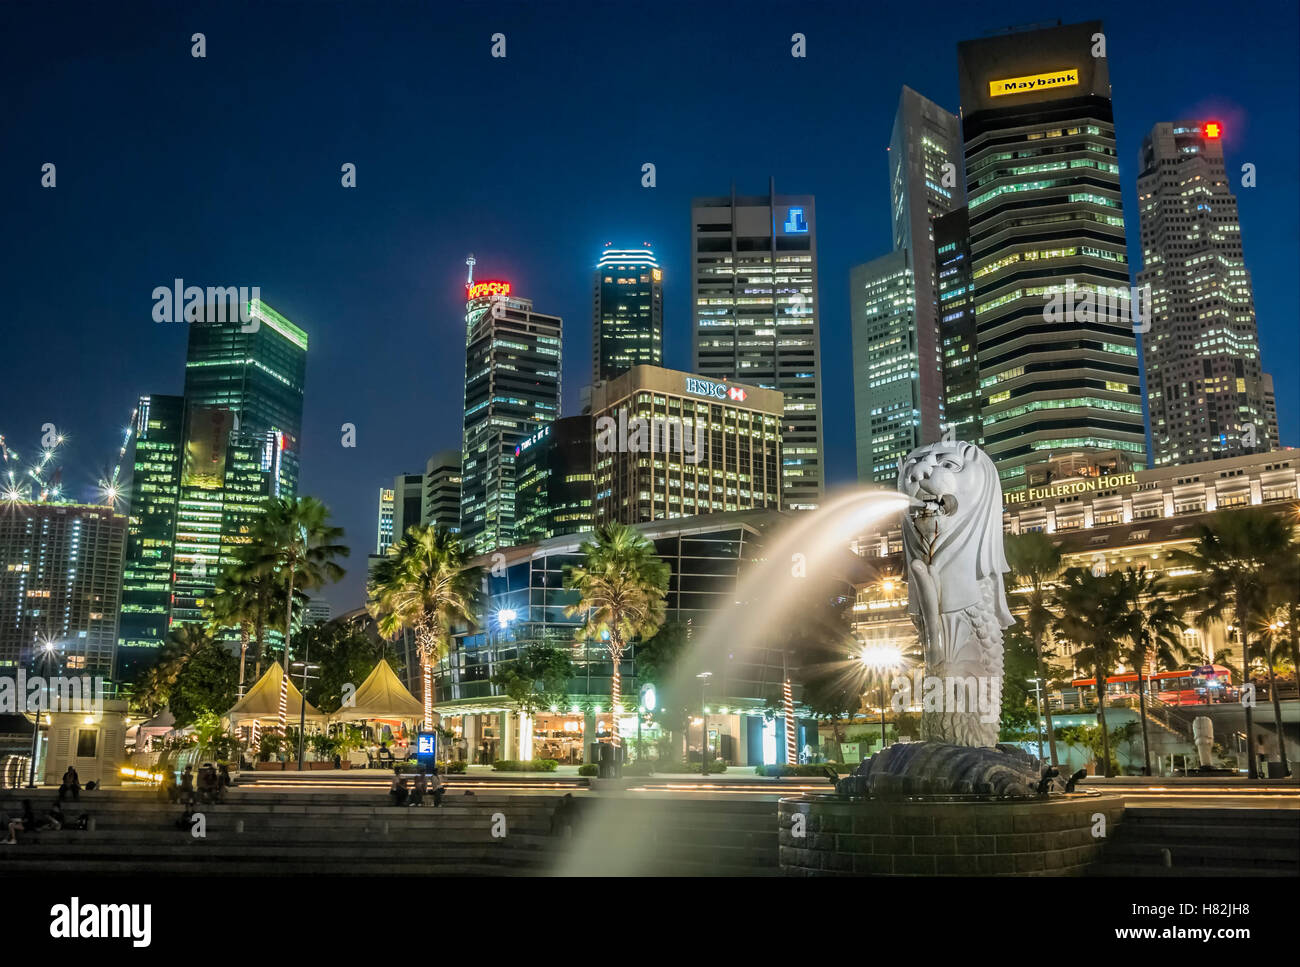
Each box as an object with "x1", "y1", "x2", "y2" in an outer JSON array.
[{"x1": 907, "y1": 494, "x2": 957, "y2": 518}]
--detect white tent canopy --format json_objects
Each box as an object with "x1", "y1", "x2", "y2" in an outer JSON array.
[
  {"x1": 224, "y1": 661, "x2": 326, "y2": 727},
  {"x1": 330, "y1": 659, "x2": 422, "y2": 723}
]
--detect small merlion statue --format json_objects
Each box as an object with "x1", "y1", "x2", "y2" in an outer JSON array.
[
  {"x1": 1192, "y1": 715, "x2": 1214, "y2": 768},
  {"x1": 899, "y1": 442, "x2": 1015, "y2": 748}
]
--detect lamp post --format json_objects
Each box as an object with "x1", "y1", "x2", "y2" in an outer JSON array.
[
  {"x1": 291, "y1": 635, "x2": 320, "y2": 769},
  {"x1": 27, "y1": 640, "x2": 59, "y2": 788},
  {"x1": 696, "y1": 671, "x2": 712, "y2": 776},
  {"x1": 1028, "y1": 677, "x2": 1045, "y2": 762},
  {"x1": 860, "y1": 643, "x2": 903, "y2": 754}
]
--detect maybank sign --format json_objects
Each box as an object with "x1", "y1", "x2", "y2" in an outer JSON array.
[
  {"x1": 1004, "y1": 472, "x2": 1137, "y2": 505},
  {"x1": 989, "y1": 68, "x2": 1079, "y2": 98}
]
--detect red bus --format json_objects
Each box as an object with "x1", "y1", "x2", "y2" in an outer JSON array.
[{"x1": 1067, "y1": 665, "x2": 1235, "y2": 708}]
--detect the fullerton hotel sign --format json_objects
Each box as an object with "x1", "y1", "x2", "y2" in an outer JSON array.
[{"x1": 1003, "y1": 472, "x2": 1138, "y2": 506}]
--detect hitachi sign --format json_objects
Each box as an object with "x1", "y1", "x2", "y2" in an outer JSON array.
[{"x1": 989, "y1": 68, "x2": 1079, "y2": 97}]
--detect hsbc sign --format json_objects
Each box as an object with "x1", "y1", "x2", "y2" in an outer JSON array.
[{"x1": 685, "y1": 377, "x2": 747, "y2": 403}]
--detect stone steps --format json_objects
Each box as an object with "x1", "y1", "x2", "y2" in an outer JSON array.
[{"x1": 1094, "y1": 807, "x2": 1298, "y2": 876}]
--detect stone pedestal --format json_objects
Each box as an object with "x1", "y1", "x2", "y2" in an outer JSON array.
[{"x1": 779, "y1": 794, "x2": 1125, "y2": 876}]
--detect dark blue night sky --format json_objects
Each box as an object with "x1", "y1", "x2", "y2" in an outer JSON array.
[{"x1": 3, "y1": 0, "x2": 1296, "y2": 611}]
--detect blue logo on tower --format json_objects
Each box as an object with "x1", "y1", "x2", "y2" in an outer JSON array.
[{"x1": 783, "y1": 207, "x2": 808, "y2": 233}]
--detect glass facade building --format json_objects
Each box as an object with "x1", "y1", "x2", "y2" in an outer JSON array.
[
  {"x1": 117, "y1": 394, "x2": 185, "y2": 682},
  {"x1": 957, "y1": 21, "x2": 1146, "y2": 483},
  {"x1": 116, "y1": 299, "x2": 306, "y2": 681},
  {"x1": 514, "y1": 416, "x2": 594, "y2": 544},
  {"x1": 0, "y1": 502, "x2": 126, "y2": 677},
  {"x1": 459, "y1": 286, "x2": 562, "y2": 556},
  {"x1": 934, "y1": 207, "x2": 983, "y2": 446},
  {"x1": 593, "y1": 246, "x2": 663, "y2": 383},
  {"x1": 430, "y1": 512, "x2": 818, "y2": 766},
  {"x1": 1136, "y1": 121, "x2": 1279, "y2": 465},
  {"x1": 692, "y1": 179, "x2": 825, "y2": 510}
]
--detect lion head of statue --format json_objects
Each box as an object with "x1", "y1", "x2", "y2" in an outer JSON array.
[{"x1": 898, "y1": 441, "x2": 1013, "y2": 625}]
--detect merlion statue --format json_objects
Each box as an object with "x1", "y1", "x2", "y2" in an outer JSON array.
[{"x1": 899, "y1": 441, "x2": 1014, "y2": 748}]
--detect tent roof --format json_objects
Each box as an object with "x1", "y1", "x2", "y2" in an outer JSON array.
[
  {"x1": 332, "y1": 659, "x2": 422, "y2": 721},
  {"x1": 225, "y1": 662, "x2": 325, "y2": 723},
  {"x1": 138, "y1": 708, "x2": 175, "y2": 732}
]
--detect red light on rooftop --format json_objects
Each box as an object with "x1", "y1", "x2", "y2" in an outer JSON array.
[{"x1": 1203, "y1": 122, "x2": 1222, "y2": 139}]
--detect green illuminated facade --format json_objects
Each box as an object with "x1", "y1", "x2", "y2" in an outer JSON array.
[{"x1": 116, "y1": 300, "x2": 307, "y2": 683}]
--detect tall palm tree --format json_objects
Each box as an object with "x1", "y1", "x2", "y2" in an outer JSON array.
[
  {"x1": 1169, "y1": 508, "x2": 1294, "y2": 778},
  {"x1": 1005, "y1": 531, "x2": 1064, "y2": 767},
  {"x1": 1055, "y1": 567, "x2": 1128, "y2": 776},
  {"x1": 1259, "y1": 620, "x2": 1293, "y2": 777},
  {"x1": 247, "y1": 497, "x2": 348, "y2": 733},
  {"x1": 564, "y1": 523, "x2": 669, "y2": 750},
  {"x1": 209, "y1": 563, "x2": 258, "y2": 694},
  {"x1": 368, "y1": 525, "x2": 480, "y2": 729},
  {"x1": 1114, "y1": 567, "x2": 1187, "y2": 776}
]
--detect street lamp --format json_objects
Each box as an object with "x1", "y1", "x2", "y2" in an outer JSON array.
[
  {"x1": 860, "y1": 643, "x2": 903, "y2": 752},
  {"x1": 28, "y1": 639, "x2": 59, "y2": 787},
  {"x1": 1028, "y1": 677, "x2": 1045, "y2": 762},
  {"x1": 696, "y1": 671, "x2": 713, "y2": 776},
  {"x1": 291, "y1": 632, "x2": 321, "y2": 769}
]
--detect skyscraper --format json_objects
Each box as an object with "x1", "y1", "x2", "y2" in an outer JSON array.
[
  {"x1": 1136, "y1": 120, "x2": 1279, "y2": 464},
  {"x1": 459, "y1": 276, "x2": 562, "y2": 555},
  {"x1": 958, "y1": 22, "x2": 1146, "y2": 484},
  {"x1": 117, "y1": 298, "x2": 306, "y2": 677},
  {"x1": 0, "y1": 502, "x2": 126, "y2": 678},
  {"x1": 422, "y1": 450, "x2": 463, "y2": 535},
  {"x1": 593, "y1": 246, "x2": 663, "y2": 383},
  {"x1": 850, "y1": 251, "x2": 917, "y2": 483},
  {"x1": 117, "y1": 394, "x2": 185, "y2": 681},
  {"x1": 514, "y1": 416, "x2": 594, "y2": 543},
  {"x1": 692, "y1": 180, "x2": 823, "y2": 509},
  {"x1": 391, "y1": 472, "x2": 424, "y2": 543},
  {"x1": 852, "y1": 88, "x2": 964, "y2": 484},
  {"x1": 934, "y1": 207, "x2": 982, "y2": 446},
  {"x1": 374, "y1": 487, "x2": 395, "y2": 555}
]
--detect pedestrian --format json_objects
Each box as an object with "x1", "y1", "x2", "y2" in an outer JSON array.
[
  {"x1": 161, "y1": 769, "x2": 180, "y2": 804},
  {"x1": 180, "y1": 765, "x2": 195, "y2": 805},
  {"x1": 41, "y1": 801, "x2": 64, "y2": 831},
  {"x1": 550, "y1": 793, "x2": 577, "y2": 838},
  {"x1": 388, "y1": 768, "x2": 408, "y2": 806},
  {"x1": 3, "y1": 800, "x2": 37, "y2": 844},
  {"x1": 58, "y1": 764, "x2": 80, "y2": 803},
  {"x1": 217, "y1": 763, "x2": 232, "y2": 801},
  {"x1": 429, "y1": 767, "x2": 445, "y2": 807},
  {"x1": 410, "y1": 770, "x2": 427, "y2": 806}
]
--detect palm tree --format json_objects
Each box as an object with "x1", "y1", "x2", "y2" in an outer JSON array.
[
  {"x1": 132, "y1": 622, "x2": 213, "y2": 713},
  {"x1": 209, "y1": 563, "x2": 259, "y2": 694},
  {"x1": 247, "y1": 497, "x2": 348, "y2": 735},
  {"x1": 1169, "y1": 508, "x2": 1294, "y2": 778},
  {"x1": 1005, "y1": 531, "x2": 1064, "y2": 767},
  {"x1": 1054, "y1": 567, "x2": 1128, "y2": 776},
  {"x1": 368, "y1": 524, "x2": 480, "y2": 729},
  {"x1": 564, "y1": 523, "x2": 669, "y2": 751},
  {"x1": 1113, "y1": 567, "x2": 1187, "y2": 776}
]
